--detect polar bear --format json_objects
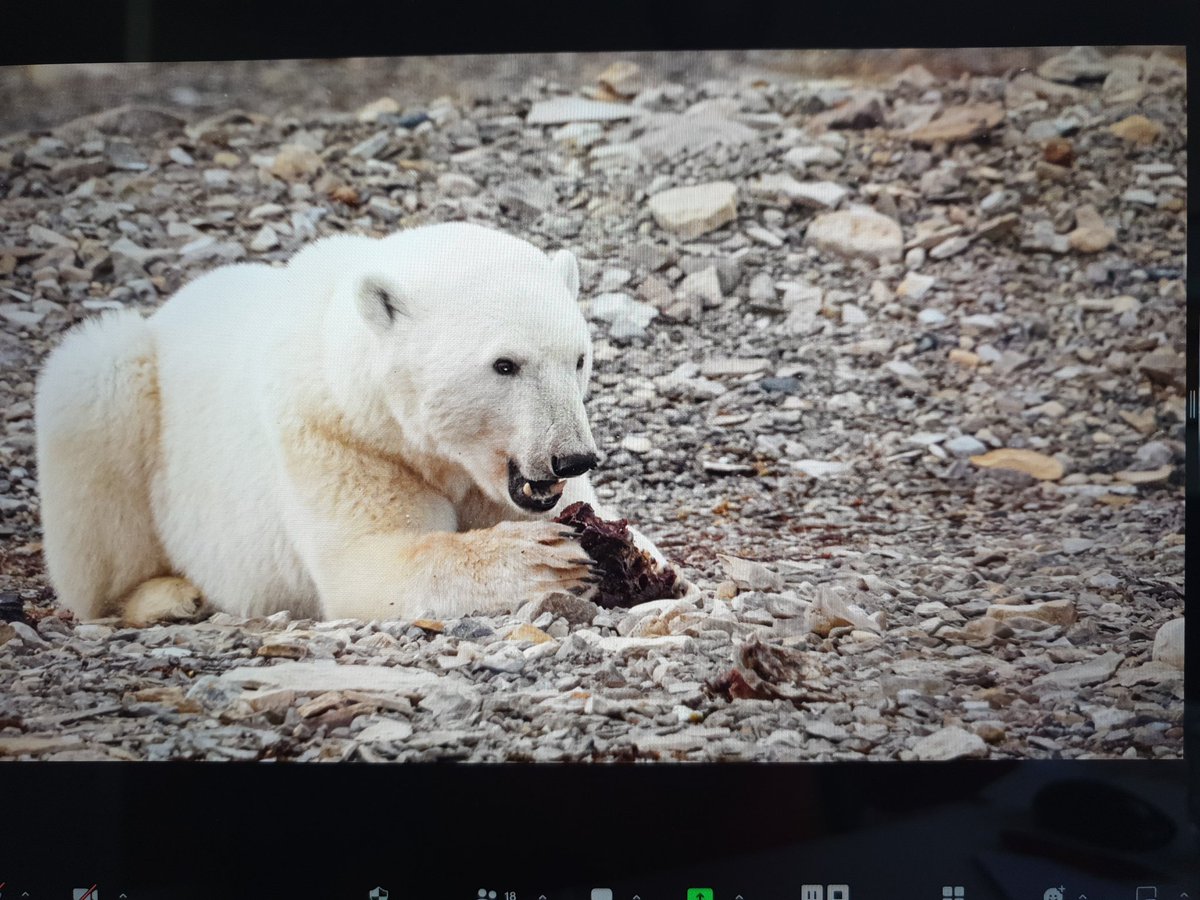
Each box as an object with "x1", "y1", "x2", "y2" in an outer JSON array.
[{"x1": 36, "y1": 223, "x2": 667, "y2": 626}]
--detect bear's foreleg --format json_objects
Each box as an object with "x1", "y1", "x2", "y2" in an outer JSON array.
[{"x1": 307, "y1": 519, "x2": 594, "y2": 620}]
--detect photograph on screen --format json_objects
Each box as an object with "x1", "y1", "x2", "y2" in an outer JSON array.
[{"x1": 0, "y1": 47, "x2": 1185, "y2": 762}]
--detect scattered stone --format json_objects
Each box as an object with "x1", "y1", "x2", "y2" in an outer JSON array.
[
  {"x1": 597, "y1": 61, "x2": 643, "y2": 99},
  {"x1": 717, "y1": 555, "x2": 784, "y2": 592},
  {"x1": 527, "y1": 97, "x2": 643, "y2": 125},
  {"x1": 647, "y1": 182, "x2": 738, "y2": 239},
  {"x1": 805, "y1": 209, "x2": 903, "y2": 264},
  {"x1": 976, "y1": 214, "x2": 1019, "y2": 242},
  {"x1": 1038, "y1": 46, "x2": 1113, "y2": 84},
  {"x1": 270, "y1": 144, "x2": 322, "y2": 181},
  {"x1": 1034, "y1": 651, "x2": 1123, "y2": 689},
  {"x1": 1109, "y1": 114, "x2": 1164, "y2": 146},
  {"x1": 1114, "y1": 465, "x2": 1172, "y2": 485},
  {"x1": 248, "y1": 225, "x2": 279, "y2": 253},
  {"x1": 1067, "y1": 205, "x2": 1116, "y2": 253},
  {"x1": 969, "y1": 449, "x2": 1064, "y2": 481},
  {"x1": 987, "y1": 599, "x2": 1076, "y2": 627},
  {"x1": 1137, "y1": 350, "x2": 1184, "y2": 388},
  {"x1": 783, "y1": 145, "x2": 842, "y2": 170},
  {"x1": 908, "y1": 103, "x2": 1004, "y2": 145},
  {"x1": 1151, "y1": 619, "x2": 1183, "y2": 670},
  {"x1": 912, "y1": 726, "x2": 988, "y2": 761},
  {"x1": 356, "y1": 97, "x2": 401, "y2": 123}
]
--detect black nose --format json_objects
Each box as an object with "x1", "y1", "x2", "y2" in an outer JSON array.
[{"x1": 551, "y1": 452, "x2": 598, "y2": 478}]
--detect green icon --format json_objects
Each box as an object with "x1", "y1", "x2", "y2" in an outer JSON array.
[{"x1": 687, "y1": 890, "x2": 714, "y2": 900}]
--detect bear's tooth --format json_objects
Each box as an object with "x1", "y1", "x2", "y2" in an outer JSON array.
[
  {"x1": 549, "y1": 480, "x2": 566, "y2": 495},
  {"x1": 522, "y1": 482, "x2": 533, "y2": 497}
]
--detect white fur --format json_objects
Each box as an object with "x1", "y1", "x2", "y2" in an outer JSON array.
[{"x1": 35, "y1": 223, "x2": 667, "y2": 624}]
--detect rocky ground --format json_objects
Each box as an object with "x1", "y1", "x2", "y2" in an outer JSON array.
[{"x1": 0, "y1": 48, "x2": 1186, "y2": 762}]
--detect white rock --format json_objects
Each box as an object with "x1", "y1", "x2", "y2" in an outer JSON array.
[
  {"x1": 1033, "y1": 652, "x2": 1123, "y2": 689},
  {"x1": 356, "y1": 97, "x2": 400, "y2": 123},
  {"x1": 248, "y1": 225, "x2": 278, "y2": 252},
  {"x1": 792, "y1": 459, "x2": 850, "y2": 478},
  {"x1": 917, "y1": 308, "x2": 947, "y2": 325},
  {"x1": 945, "y1": 435, "x2": 986, "y2": 457},
  {"x1": 576, "y1": 632, "x2": 696, "y2": 655},
  {"x1": 897, "y1": 272, "x2": 936, "y2": 300},
  {"x1": 677, "y1": 267, "x2": 723, "y2": 306},
  {"x1": 436, "y1": 173, "x2": 480, "y2": 197},
  {"x1": 841, "y1": 304, "x2": 867, "y2": 325},
  {"x1": 1121, "y1": 188, "x2": 1157, "y2": 206},
  {"x1": 621, "y1": 435, "x2": 652, "y2": 454},
  {"x1": 749, "y1": 173, "x2": 846, "y2": 209},
  {"x1": 805, "y1": 209, "x2": 903, "y2": 263},
  {"x1": 220, "y1": 660, "x2": 441, "y2": 694},
  {"x1": 551, "y1": 122, "x2": 604, "y2": 145},
  {"x1": 647, "y1": 182, "x2": 738, "y2": 239},
  {"x1": 356, "y1": 718, "x2": 414, "y2": 743},
  {"x1": 930, "y1": 235, "x2": 971, "y2": 259},
  {"x1": 912, "y1": 726, "x2": 988, "y2": 761},
  {"x1": 0, "y1": 306, "x2": 46, "y2": 328},
  {"x1": 700, "y1": 356, "x2": 769, "y2": 377},
  {"x1": 783, "y1": 145, "x2": 843, "y2": 170},
  {"x1": 717, "y1": 554, "x2": 784, "y2": 592},
  {"x1": 1152, "y1": 618, "x2": 1183, "y2": 670},
  {"x1": 527, "y1": 97, "x2": 643, "y2": 125}
]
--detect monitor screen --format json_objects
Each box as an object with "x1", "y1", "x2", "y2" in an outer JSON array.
[{"x1": 0, "y1": 36, "x2": 1192, "y2": 900}]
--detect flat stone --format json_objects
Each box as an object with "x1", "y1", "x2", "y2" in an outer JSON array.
[
  {"x1": 527, "y1": 97, "x2": 643, "y2": 125},
  {"x1": 1034, "y1": 651, "x2": 1123, "y2": 689},
  {"x1": 356, "y1": 718, "x2": 415, "y2": 743},
  {"x1": 621, "y1": 435, "x2": 652, "y2": 454},
  {"x1": 1114, "y1": 465, "x2": 1172, "y2": 485},
  {"x1": 969, "y1": 448, "x2": 1064, "y2": 481},
  {"x1": 633, "y1": 114, "x2": 756, "y2": 161},
  {"x1": 1109, "y1": 114, "x2": 1164, "y2": 146},
  {"x1": 749, "y1": 174, "x2": 846, "y2": 209},
  {"x1": 806, "y1": 209, "x2": 903, "y2": 264},
  {"x1": 908, "y1": 103, "x2": 1004, "y2": 145},
  {"x1": 930, "y1": 235, "x2": 971, "y2": 259},
  {"x1": 986, "y1": 599, "x2": 1077, "y2": 627},
  {"x1": 784, "y1": 145, "x2": 842, "y2": 170},
  {"x1": 717, "y1": 554, "x2": 784, "y2": 592},
  {"x1": 220, "y1": 660, "x2": 441, "y2": 695},
  {"x1": 577, "y1": 632, "x2": 696, "y2": 655},
  {"x1": 944, "y1": 435, "x2": 986, "y2": 457},
  {"x1": 0, "y1": 734, "x2": 86, "y2": 757},
  {"x1": 647, "y1": 182, "x2": 738, "y2": 239},
  {"x1": 700, "y1": 356, "x2": 769, "y2": 378},
  {"x1": 1137, "y1": 350, "x2": 1184, "y2": 388},
  {"x1": 912, "y1": 726, "x2": 988, "y2": 761},
  {"x1": 1038, "y1": 46, "x2": 1113, "y2": 83}
]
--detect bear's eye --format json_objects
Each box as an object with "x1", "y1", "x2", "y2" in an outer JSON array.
[
  {"x1": 493, "y1": 358, "x2": 518, "y2": 376},
  {"x1": 576, "y1": 354, "x2": 585, "y2": 371}
]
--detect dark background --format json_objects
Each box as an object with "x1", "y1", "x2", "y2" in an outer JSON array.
[{"x1": 0, "y1": 0, "x2": 1196, "y2": 896}]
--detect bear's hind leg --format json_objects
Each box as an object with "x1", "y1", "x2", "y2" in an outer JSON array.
[
  {"x1": 120, "y1": 576, "x2": 204, "y2": 627},
  {"x1": 35, "y1": 309, "x2": 171, "y2": 621}
]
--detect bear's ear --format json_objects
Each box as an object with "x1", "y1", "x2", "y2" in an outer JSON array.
[
  {"x1": 550, "y1": 249, "x2": 580, "y2": 301},
  {"x1": 356, "y1": 276, "x2": 409, "y2": 334}
]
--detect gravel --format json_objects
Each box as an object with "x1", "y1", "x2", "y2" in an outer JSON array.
[{"x1": 0, "y1": 48, "x2": 1184, "y2": 762}]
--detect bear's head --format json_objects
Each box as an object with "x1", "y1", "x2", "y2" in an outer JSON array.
[{"x1": 350, "y1": 223, "x2": 599, "y2": 515}]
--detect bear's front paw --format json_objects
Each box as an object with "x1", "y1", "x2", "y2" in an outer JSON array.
[{"x1": 491, "y1": 519, "x2": 596, "y2": 603}]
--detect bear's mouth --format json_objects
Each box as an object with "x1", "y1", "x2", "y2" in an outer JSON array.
[{"x1": 507, "y1": 459, "x2": 566, "y2": 512}]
